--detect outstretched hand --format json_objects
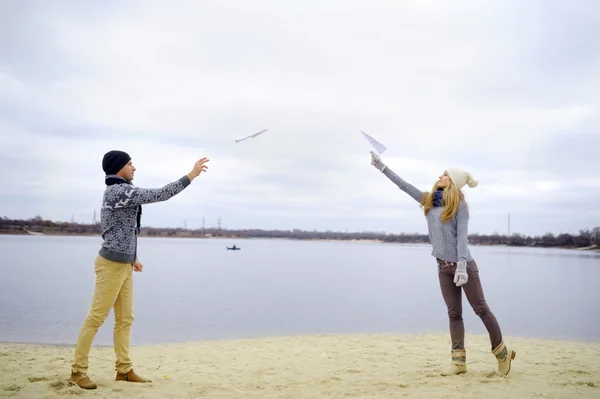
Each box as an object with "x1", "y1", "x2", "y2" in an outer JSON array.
[
  {"x1": 370, "y1": 151, "x2": 387, "y2": 172},
  {"x1": 188, "y1": 157, "x2": 210, "y2": 180}
]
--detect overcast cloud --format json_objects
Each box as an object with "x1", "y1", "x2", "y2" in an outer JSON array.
[{"x1": 1, "y1": 0, "x2": 598, "y2": 236}]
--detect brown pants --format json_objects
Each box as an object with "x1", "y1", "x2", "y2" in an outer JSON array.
[{"x1": 437, "y1": 258, "x2": 502, "y2": 351}]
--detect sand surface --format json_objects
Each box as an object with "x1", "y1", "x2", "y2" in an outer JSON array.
[{"x1": 1, "y1": 333, "x2": 599, "y2": 398}]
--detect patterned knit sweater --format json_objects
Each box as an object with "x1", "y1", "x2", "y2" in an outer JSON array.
[
  {"x1": 382, "y1": 167, "x2": 473, "y2": 263},
  {"x1": 98, "y1": 175, "x2": 191, "y2": 263}
]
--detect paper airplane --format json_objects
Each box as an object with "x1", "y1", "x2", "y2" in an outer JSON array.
[
  {"x1": 235, "y1": 129, "x2": 268, "y2": 143},
  {"x1": 360, "y1": 130, "x2": 387, "y2": 154}
]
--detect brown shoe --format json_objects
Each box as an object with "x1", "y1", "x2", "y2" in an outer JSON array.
[
  {"x1": 70, "y1": 372, "x2": 97, "y2": 389},
  {"x1": 115, "y1": 369, "x2": 152, "y2": 383}
]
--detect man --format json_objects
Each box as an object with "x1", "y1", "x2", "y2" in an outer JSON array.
[{"x1": 69, "y1": 150, "x2": 209, "y2": 390}]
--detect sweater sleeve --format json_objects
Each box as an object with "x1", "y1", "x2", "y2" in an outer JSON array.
[
  {"x1": 382, "y1": 167, "x2": 425, "y2": 203},
  {"x1": 456, "y1": 200, "x2": 470, "y2": 263},
  {"x1": 104, "y1": 175, "x2": 191, "y2": 209}
]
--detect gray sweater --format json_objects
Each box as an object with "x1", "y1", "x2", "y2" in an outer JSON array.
[
  {"x1": 383, "y1": 167, "x2": 473, "y2": 263},
  {"x1": 98, "y1": 175, "x2": 191, "y2": 263}
]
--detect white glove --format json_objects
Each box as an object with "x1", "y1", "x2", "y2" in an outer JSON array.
[
  {"x1": 370, "y1": 151, "x2": 387, "y2": 172},
  {"x1": 454, "y1": 261, "x2": 468, "y2": 287}
]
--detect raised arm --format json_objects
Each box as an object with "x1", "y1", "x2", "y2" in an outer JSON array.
[
  {"x1": 106, "y1": 176, "x2": 191, "y2": 209},
  {"x1": 104, "y1": 157, "x2": 209, "y2": 209},
  {"x1": 455, "y1": 200, "x2": 470, "y2": 263},
  {"x1": 382, "y1": 167, "x2": 425, "y2": 203},
  {"x1": 370, "y1": 151, "x2": 424, "y2": 203}
]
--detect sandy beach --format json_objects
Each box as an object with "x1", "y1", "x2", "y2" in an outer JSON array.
[{"x1": 1, "y1": 333, "x2": 598, "y2": 398}]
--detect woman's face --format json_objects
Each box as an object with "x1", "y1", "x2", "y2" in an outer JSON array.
[{"x1": 437, "y1": 171, "x2": 451, "y2": 188}]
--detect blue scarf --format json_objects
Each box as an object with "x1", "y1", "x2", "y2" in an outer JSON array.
[{"x1": 433, "y1": 189, "x2": 444, "y2": 207}]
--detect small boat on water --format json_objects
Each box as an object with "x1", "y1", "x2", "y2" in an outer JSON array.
[
  {"x1": 24, "y1": 229, "x2": 44, "y2": 236},
  {"x1": 227, "y1": 245, "x2": 241, "y2": 250}
]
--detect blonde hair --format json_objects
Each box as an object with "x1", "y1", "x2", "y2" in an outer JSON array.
[{"x1": 420, "y1": 180, "x2": 464, "y2": 222}]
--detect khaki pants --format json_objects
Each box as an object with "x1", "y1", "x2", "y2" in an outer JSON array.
[{"x1": 72, "y1": 255, "x2": 134, "y2": 374}]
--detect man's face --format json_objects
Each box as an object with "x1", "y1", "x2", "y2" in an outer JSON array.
[{"x1": 117, "y1": 160, "x2": 136, "y2": 181}]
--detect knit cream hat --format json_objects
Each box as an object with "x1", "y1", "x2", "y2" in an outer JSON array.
[{"x1": 446, "y1": 167, "x2": 478, "y2": 189}]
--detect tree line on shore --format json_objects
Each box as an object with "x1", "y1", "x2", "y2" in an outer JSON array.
[{"x1": 1, "y1": 216, "x2": 599, "y2": 250}]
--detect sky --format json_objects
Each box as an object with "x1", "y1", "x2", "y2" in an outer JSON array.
[{"x1": 1, "y1": 0, "x2": 599, "y2": 236}]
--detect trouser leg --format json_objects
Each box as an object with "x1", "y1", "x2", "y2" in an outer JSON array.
[
  {"x1": 438, "y1": 261, "x2": 464, "y2": 350},
  {"x1": 71, "y1": 255, "x2": 130, "y2": 373},
  {"x1": 462, "y1": 260, "x2": 503, "y2": 350},
  {"x1": 113, "y1": 267, "x2": 134, "y2": 374}
]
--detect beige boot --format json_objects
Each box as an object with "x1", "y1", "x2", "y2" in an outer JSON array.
[
  {"x1": 70, "y1": 372, "x2": 97, "y2": 389},
  {"x1": 492, "y1": 341, "x2": 516, "y2": 376},
  {"x1": 440, "y1": 349, "x2": 467, "y2": 376}
]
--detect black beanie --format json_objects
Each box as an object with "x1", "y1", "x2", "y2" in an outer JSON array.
[{"x1": 102, "y1": 150, "x2": 131, "y2": 175}]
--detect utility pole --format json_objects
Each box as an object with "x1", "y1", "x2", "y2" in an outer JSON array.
[
  {"x1": 202, "y1": 216, "x2": 205, "y2": 230},
  {"x1": 92, "y1": 210, "x2": 97, "y2": 225},
  {"x1": 183, "y1": 219, "x2": 187, "y2": 229},
  {"x1": 508, "y1": 213, "x2": 511, "y2": 236},
  {"x1": 217, "y1": 217, "x2": 221, "y2": 230}
]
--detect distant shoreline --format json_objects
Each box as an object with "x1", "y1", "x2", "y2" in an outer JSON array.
[
  {"x1": 1, "y1": 230, "x2": 599, "y2": 252},
  {"x1": 1, "y1": 215, "x2": 599, "y2": 251}
]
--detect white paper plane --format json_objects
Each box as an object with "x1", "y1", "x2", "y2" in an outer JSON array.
[
  {"x1": 235, "y1": 129, "x2": 268, "y2": 143},
  {"x1": 360, "y1": 130, "x2": 387, "y2": 154}
]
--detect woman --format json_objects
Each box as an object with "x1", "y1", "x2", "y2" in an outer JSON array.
[{"x1": 369, "y1": 151, "x2": 516, "y2": 376}]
